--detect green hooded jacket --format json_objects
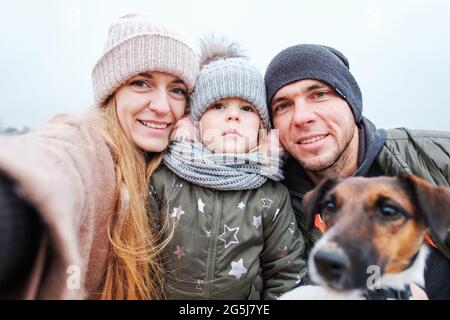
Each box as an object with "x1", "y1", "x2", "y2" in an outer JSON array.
[
  {"x1": 151, "y1": 165, "x2": 307, "y2": 300},
  {"x1": 285, "y1": 128, "x2": 450, "y2": 258},
  {"x1": 376, "y1": 128, "x2": 450, "y2": 257}
]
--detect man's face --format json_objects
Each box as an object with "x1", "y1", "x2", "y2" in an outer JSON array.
[{"x1": 271, "y1": 79, "x2": 358, "y2": 173}]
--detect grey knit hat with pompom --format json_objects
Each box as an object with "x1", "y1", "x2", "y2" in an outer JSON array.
[{"x1": 190, "y1": 36, "x2": 270, "y2": 129}]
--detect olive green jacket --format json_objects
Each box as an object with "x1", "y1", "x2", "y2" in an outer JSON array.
[
  {"x1": 285, "y1": 128, "x2": 450, "y2": 258},
  {"x1": 376, "y1": 128, "x2": 450, "y2": 258},
  {"x1": 151, "y1": 165, "x2": 307, "y2": 300}
]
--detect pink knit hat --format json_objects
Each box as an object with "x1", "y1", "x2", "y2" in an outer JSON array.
[{"x1": 92, "y1": 13, "x2": 199, "y2": 107}]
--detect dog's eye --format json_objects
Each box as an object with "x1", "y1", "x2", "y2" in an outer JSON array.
[
  {"x1": 379, "y1": 204, "x2": 402, "y2": 220},
  {"x1": 322, "y1": 200, "x2": 336, "y2": 212}
]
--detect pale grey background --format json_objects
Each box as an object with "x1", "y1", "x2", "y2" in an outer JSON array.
[{"x1": 0, "y1": 0, "x2": 449, "y2": 131}]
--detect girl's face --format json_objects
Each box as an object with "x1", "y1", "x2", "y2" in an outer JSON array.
[
  {"x1": 199, "y1": 98, "x2": 261, "y2": 153},
  {"x1": 115, "y1": 71, "x2": 188, "y2": 152}
]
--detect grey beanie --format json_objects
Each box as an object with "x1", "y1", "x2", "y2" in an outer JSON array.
[
  {"x1": 264, "y1": 44, "x2": 363, "y2": 123},
  {"x1": 190, "y1": 36, "x2": 270, "y2": 129}
]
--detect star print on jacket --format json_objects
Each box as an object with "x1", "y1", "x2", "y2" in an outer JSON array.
[
  {"x1": 228, "y1": 258, "x2": 248, "y2": 280},
  {"x1": 237, "y1": 201, "x2": 246, "y2": 210},
  {"x1": 261, "y1": 198, "x2": 273, "y2": 208},
  {"x1": 171, "y1": 177, "x2": 183, "y2": 188},
  {"x1": 171, "y1": 206, "x2": 185, "y2": 221},
  {"x1": 198, "y1": 198, "x2": 205, "y2": 213},
  {"x1": 252, "y1": 215, "x2": 262, "y2": 229},
  {"x1": 195, "y1": 279, "x2": 205, "y2": 291},
  {"x1": 218, "y1": 224, "x2": 240, "y2": 248},
  {"x1": 173, "y1": 245, "x2": 185, "y2": 259},
  {"x1": 288, "y1": 222, "x2": 295, "y2": 233}
]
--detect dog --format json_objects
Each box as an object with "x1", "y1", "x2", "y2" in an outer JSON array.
[{"x1": 281, "y1": 174, "x2": 450, "y2": 299}]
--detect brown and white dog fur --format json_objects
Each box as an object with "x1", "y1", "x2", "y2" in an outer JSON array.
[{"x1": 281, "y1": 174, "x2": 450, "y2": 299}]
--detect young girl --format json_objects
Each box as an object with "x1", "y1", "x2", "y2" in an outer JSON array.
[{"x1": 151, "y1": 38, "x2": 307, "y2": 299}]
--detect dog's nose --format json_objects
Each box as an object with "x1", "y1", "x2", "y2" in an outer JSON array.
[{"x1": 314, "y1": 249, "x2": 350, "y2": 287}]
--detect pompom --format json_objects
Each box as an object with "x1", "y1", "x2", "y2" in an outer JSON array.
[{"x1": 198, "y1": 34, "x2": 246, "y2": 66}]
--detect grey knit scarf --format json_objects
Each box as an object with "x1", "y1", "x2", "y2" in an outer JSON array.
[{"x1": 163, "y1": 141, "x2": 284, "y2": 191}]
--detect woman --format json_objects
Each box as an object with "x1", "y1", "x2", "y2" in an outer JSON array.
[{"x1": 0, "y1": 13, "x2": 199, "y2": 299}]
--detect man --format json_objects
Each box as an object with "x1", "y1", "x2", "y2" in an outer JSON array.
[{"x1": 264, "y1": 44, "x2": 450, "y2": 299}]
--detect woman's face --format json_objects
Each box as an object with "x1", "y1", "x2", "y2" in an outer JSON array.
[
  {"x1": 115, "y1": 71, "x2": 188, "y2": 152},
  {"x1": 199, "y1": 98, "x2": 261, "y2": 153}
]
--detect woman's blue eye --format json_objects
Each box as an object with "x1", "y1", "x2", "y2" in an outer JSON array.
[{"x1": 130, "y1": 80, "x2": 148, "y2": 87}]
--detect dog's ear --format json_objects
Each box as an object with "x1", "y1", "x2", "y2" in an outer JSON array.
[
  {"x1": 398, "y1": 173, "x2": 450, "y2": 243},
  {"x1": 303, "y1": 178, "x2": 340, "y2": 231}
]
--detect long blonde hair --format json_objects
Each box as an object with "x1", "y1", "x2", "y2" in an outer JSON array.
[{"x1": 97, "y1": 96, "x2": 173, "y2": 299}]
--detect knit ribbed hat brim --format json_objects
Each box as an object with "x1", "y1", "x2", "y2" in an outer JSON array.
[
  {"x1": 190, "y1": 36, "x2": 270, "y2": 129},
  {"x1": 191, "y1": 60, "x2": 269, "y2": 129},
  {"x1": 91, "y1": 14, "x2": 199, "y2": 107},
  {"x1": 264, "y1": 44, "x2": 363, "y2": 123}
]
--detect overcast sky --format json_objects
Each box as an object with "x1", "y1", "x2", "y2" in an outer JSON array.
[{"x1": 1, "y1": 0, "x2": 449, "y2": 131}]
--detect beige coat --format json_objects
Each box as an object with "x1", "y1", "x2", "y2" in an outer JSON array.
[{"x1": 0, "y1": 111, "x2": 116, "y2": 299}]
